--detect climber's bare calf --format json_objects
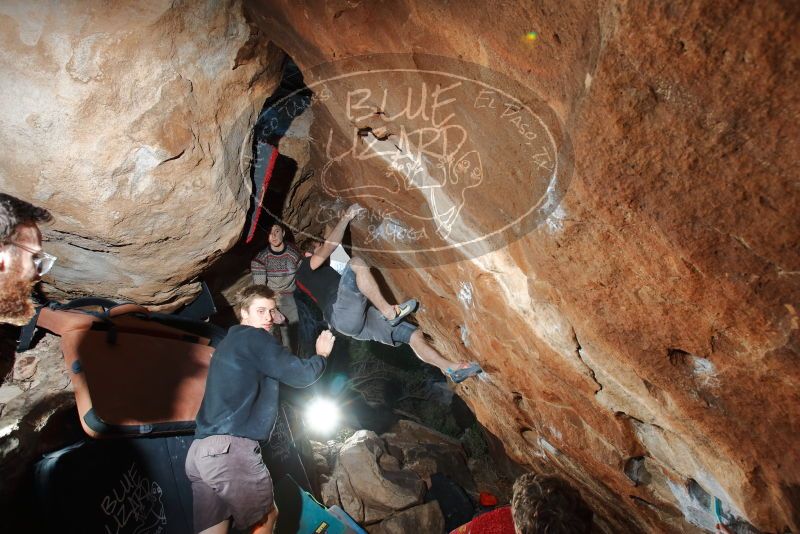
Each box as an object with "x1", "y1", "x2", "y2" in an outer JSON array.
[
  {"x1": 346, "y1": 256, "x2": 464, "y2": 372},
  {"x1": 347, "y1": 256, "x2": 397, "y2": 321}
]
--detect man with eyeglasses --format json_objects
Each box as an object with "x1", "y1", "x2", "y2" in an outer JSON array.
[{"x1": 0, "y1": 193, "x2": 54, "y2": 326}]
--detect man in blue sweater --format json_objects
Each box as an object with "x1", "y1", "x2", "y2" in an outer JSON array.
[{"x1": 185, "y1": 285, "x2": 335, "y2": 534}]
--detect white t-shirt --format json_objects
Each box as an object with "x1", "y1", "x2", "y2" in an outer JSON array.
[{"x1": 329, "y1": 244, "x2": 351, "y2": 274}]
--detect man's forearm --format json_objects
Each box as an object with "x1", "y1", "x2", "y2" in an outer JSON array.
[{"x1": 319, "y1": 215, "x2": 351, "y2": 258}]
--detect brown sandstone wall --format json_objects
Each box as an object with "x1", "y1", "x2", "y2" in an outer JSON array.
[
  {"x1": 0, "y1": 0, "x2": 796, "y2": 531},
  {"x1": 247, "y1": 1, "x2": 799, "y2": 532},
  {"x1": 0, "y1": 0, "x2": 282, "y2": 307}
]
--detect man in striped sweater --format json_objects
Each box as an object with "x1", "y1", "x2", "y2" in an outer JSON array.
[{"x1": 251, "y1": 223, "x2": 302, "y2": 352}]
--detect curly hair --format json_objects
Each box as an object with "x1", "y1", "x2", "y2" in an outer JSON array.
[
  {"x1": 511, "y1": 473, "x2": 593, "y2": 534},
  {"x1": 297, "y1": 238, "x2": 323, "y2": 255},
  {"x1": 0, "y1": 193, "x2": 52, "y2": 242},
  {"x1": 234, "y1": 285, "x2": 276, "y2": 318}
]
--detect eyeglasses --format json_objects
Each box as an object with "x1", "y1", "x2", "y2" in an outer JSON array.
[{"x1": 4, "y1": 241, "x2": 57, "y2": 276}]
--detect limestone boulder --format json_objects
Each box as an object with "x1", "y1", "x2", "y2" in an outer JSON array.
[
  {"x1": 310, "y1": 439, "x2": 342, "y2": 472},
  {"x1": 320, "y1": 474, "x2": 340, "y2": 509},
  {"x1": 382, "y1": 420, "x2": 475, "y2": 493},
  {"x1": 319, "y1": 430, "x2": 433, "y2": 524},
  {"x1": 318, "y1": 425, "x2": 480, "y2": 527},
  {"x1": 0, "y1": 0, "x2": 282, "y2": 307},
  {"x1": 365, "y1": 501, "x2": 445, "y2": 534},
  {"x1": 312, "y1": 449, "x2": 331, "y2": 477},
  {"x1": 335, "y1": 430, "x2": 426, "y2": 523}
]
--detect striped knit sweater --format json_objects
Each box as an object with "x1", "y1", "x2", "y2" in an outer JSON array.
[{"x1": 250, "y1": 243, "x2": 301, "y2": 294}]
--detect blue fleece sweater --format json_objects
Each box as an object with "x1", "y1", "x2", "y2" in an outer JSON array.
[{"x1": 194, "y1": 325, "x2": 325, "y2": 441}]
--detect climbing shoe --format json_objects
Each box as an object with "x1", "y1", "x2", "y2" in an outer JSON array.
[
  {"x1": 445, "y1": 362, "x2": 483, "y2": 384},
  {"x1": 387, "y1": 299, "x2": 419, "y2": 326}
]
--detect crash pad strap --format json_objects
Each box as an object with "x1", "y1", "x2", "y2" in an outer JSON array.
[{"x1": 16, "y1": 307, "x2": 42, "y2": 352}]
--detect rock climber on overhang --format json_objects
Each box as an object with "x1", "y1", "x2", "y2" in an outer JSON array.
[{"x1": 294, "y1": 202, "x2": 482, "y2": 383}]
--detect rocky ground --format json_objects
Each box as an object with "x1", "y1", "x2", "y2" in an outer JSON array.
[
  {"x1": 0, "y1": 330, "x2": 82, "y2": 511},
  {"x1": 311, "y1": 419, "x2": 517, "y2": 533}
]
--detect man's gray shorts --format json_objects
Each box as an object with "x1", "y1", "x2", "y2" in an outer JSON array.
[
  {"x1": 329, "y1": 262, "x2": 417, "y2": 346},
  {"x1": 185, "y1": 435, "x2": 273, "y2": 532}
]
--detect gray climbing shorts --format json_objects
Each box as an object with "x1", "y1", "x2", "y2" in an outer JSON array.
[
  {"x1": 185, "y1": 435, "x2": 273, "y2": 532},
  {"x1": 329, "y1": 262, "x2": 417, "y2": 346}
]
